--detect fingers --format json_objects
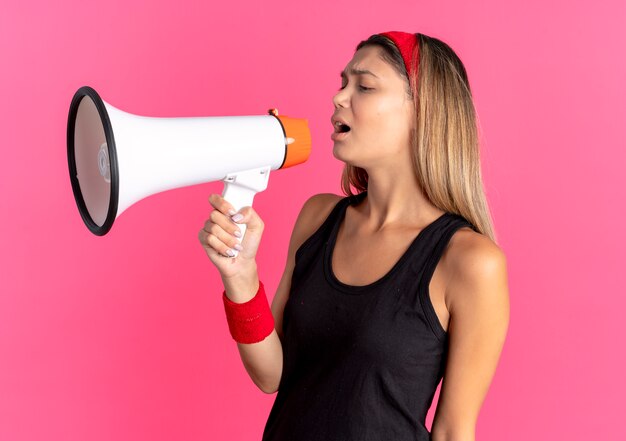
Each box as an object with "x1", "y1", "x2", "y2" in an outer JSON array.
[
  {"x1": 200, "y1": 194, "x2": 265, "y2": 259},
  {"x1": 205, "y1": 219, "x2": 242, "y2": 250},
  {"x1": 199, "y1": 194, "x2": 245, "y2": 258},
  {"x1": 209, "y1": 193, "x2": 237, "y2": 217},
  {"x1": 230, "y1": 205, "x2": 264, "y2": 232},
  {"x1": 197, "y1": 229, "x2": 221, "y2": 258},
  {"x1": 208, "y1": 193, "x2": 264, "y2": 232},
  {"x1": 208, "y1": 230, "x2": 241, "y2": 257},
  {"x1": 208, "y1": 208, "x2": 243, "y2": 239},
  {"x1": 198, "y1": 225, "x2": 240, "y2": 257}
]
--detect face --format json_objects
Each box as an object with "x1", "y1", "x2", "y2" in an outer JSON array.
[{"x1": 331, "y1": 45, "x2": 414, "y2": 169}]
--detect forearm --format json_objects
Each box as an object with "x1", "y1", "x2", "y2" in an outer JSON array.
[
  {"x1": 236, "y1": 330, "x2": 283, "y2": 393},
  {"x1": 431, "y1": 426, "x2": 475, "y2": 441},
  {"x1": 222, "y1": 266, "x2": 283, "y2": 394}
]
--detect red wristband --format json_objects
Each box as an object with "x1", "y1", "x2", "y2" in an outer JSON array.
[{"x1": 222, "y1": 280, "x2": 275, "y2": 344}]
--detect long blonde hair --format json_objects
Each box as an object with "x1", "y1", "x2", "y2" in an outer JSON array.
[{"x1": 340, "y1": 33, "x2": 497, "y2": 243}]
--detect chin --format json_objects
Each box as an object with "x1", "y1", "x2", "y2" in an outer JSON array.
[
  {"x1": 332, "y1": 146, "x2": 367, "y2": 169},
  {"x1": 332, "y1": 143, "x2": 350, "y2": 163}
]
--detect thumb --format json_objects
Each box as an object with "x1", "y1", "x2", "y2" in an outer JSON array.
[
  {"x1": 233, "y1": 206, "x2": 264, "y2": 232},
  {"x1": 232, "y1": 205, "x2": 264, "y2": 248}
]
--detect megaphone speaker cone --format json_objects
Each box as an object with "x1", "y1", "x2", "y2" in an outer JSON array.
[{"x1": 67, "y1": 86, "x2": 119, "y2": 236}]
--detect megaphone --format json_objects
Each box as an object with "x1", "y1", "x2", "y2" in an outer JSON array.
[{"x1": 67, "y1": 86, "x2": 311, "y2": 257}]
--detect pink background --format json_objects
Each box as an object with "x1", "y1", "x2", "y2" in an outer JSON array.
[{"x1": 1, "y1": 0, "x2": 625, "y2": 440}]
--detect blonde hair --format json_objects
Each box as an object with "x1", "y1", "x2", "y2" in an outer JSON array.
[{"x1": 340, "y1": 33, "x2": 497, "y2": 243}]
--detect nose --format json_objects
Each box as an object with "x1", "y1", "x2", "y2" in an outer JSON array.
[{"x1": 332, "y1": 87, "x2": 348, "y2": 108}]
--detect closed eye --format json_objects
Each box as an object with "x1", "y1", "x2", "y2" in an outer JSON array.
[{"x1": 337, "y1": 84, "x2": 373, "y2": 91}]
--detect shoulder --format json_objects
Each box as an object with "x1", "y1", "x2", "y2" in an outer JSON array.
[
  {"x1": 301, "y1": 193, "x2": 345, "y2": 217},
  {"x1": 444, "y1": 226, "x2": 509, "y2": 319},
  {"x1": 288, "y1": 193, "x2": 344, "y2": 254}
]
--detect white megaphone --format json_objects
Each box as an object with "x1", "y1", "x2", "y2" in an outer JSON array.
[{"x1": 67, "y1": 86, "x2": 311, "y2": 257}]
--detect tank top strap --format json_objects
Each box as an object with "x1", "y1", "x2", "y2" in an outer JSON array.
[
  {"x1": 294, "y1": 193, "x2": 365, "y2": 265},
  {"x1": 415, "y1": 213, "x2": 477, "y2": 341}
]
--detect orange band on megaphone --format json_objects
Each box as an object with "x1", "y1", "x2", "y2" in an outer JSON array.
[{"x1": 276, "y1": 115, "x2": 311, "y2": 169}]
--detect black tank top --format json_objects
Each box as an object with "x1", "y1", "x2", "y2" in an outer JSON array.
[{"x1": 262, "y1": 191, "x2": 476, "y2": 441}]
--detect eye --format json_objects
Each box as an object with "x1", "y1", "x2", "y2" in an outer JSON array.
[{"x1": 337, "y1": 84, "x2": 372, "y2": 91}]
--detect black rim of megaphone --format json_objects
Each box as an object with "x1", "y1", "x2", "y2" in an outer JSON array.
[{"x1": 67, "y1": 86, "x2": 119, "y2": 236}]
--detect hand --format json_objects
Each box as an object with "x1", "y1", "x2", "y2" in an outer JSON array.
[{"x1": 198, "y1": 193, "x2": 265, "y2": 280}]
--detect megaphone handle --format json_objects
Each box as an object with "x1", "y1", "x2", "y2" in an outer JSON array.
[
  {"x1": 222, "y1": 183, "x2": 252, "y2": 255},
  {"x1": 221, "y1": 166, "x2": 271, "y2": 258}
]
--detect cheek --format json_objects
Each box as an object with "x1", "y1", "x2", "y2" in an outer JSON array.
[
  {"x1": 380, "y1": 102, "x2": 413, "y2": 142},
  {"x1": 354, "y1": 103, "x2": 391, "y2": 136},
  {"x1": 361, "y1": 109, "x2": 411, "y2": 148}
]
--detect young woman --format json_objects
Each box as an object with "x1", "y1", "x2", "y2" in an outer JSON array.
[{"x1": 199, "y1": 31, "x2": 510, "y2": 441}]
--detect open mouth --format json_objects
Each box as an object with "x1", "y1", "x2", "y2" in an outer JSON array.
[{"x1": 335, "y1": 122, "x2": 351, "y2": 133}]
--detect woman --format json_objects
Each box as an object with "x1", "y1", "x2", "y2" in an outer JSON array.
[{"x1": 199, "y1": 31, "x2": 510, "y2": 441}]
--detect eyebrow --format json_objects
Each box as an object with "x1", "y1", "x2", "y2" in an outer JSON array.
[{"x1": 339, "y1": 68, "x2": 380, "y2": 80}]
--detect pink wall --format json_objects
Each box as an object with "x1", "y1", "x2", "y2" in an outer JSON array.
[{"x1": 1, "y1": 0, "x2": 625, "y2": 439}]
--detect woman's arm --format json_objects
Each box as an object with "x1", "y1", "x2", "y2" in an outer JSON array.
[
  {"x1": 231, "y1": 193, "x2": 342, "y2": 394},
  {"x1": 431, "y1": 236, "x2": 510, "y2": 441}
]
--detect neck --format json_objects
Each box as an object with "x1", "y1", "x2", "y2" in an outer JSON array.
[{"x1": 357, "y1": 168, "x2": 445, "y2": 233}]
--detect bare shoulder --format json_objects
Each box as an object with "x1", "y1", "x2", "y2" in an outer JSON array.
[
  {"x1": 444, "y1": 227, "x2": 509, "y2": 311},
  {"x1": 291, "y1": 193, "x2": 344, "y2": 249}
]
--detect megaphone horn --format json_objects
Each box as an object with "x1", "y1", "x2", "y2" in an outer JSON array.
[{"x1": 67, "y1": 86, "x2": 311, "y2": 257}]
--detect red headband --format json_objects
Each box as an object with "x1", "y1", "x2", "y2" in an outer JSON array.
[{"x1": 378, "y1": 31, "x2": 418, "y2": 79}]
